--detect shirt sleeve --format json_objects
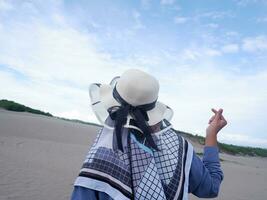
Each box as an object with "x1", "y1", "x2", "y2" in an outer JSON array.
[
  {"x1": 188, "y1": 146, "x2": 224, "y2": 198},
  {"x1": 71, "y1": 186, "x2": 114, "y2": 200}
]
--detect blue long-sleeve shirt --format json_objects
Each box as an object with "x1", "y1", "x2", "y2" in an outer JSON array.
[{"x1": 71, "y1": 146, "x2": 223, "y2": 199}]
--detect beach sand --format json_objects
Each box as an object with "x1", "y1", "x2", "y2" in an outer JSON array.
[{"x1": 0, "y1": 109, "x2": 266, "y2": 200}]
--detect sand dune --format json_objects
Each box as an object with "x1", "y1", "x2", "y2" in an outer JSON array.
[{"x1": 0, "y1": 109, "x2": 267, "y2": 200}]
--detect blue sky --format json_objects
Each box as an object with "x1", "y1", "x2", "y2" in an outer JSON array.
[{"x1": 0, "y1": 0, "x2": 267, "y2": 147}]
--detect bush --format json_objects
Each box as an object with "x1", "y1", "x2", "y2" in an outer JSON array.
[
  {"x1": 218, "y1": 143, "x2": 267, "y2": 157},
  {"x1": 174, "y1": 129, "x2": 267, "y2": 157},
  {"x1": 0, "y1": 99, "x2": 53, "y2": 117}
]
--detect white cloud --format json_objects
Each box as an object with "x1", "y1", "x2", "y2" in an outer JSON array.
[
  {"x1": 242, "y1": 36, "x2": 267, "y2": 52},
  {"x1": 257, "y1": 16, "x2": 267, "y2": 23},
  {"x1": 196, "y1": 11, "x2": 234, "y2": 20},
  {"x1": 182, "y1": 49, "x2": 201, "y2": 60},
  {"x1": 132, "y1": 10, "x2": 145, "y2": 29},
  {"x1": 181, "y1": 47, "x2": 221, "y2": 60},
  {"x1": 0, "y1": 1, "x2": 143, "y2": 122},
  {"x1": 206, "y1": 23, "x2": 219, "y2": 29},
  {"x1": 160, "y1": 0, "x2": 175, "y2": 5},
  {"x1": 174, "y1": 16, "x2": 188, "y2": 24},
  {"x1": 141, "y1": 0, "x2": 152, "y2": 9},
  {"x1": 0, "y1": 19, "x2": 123, "y2": 86},
  {"x1": 221, "y1": 44, "x2": 239, "y2": 53},
  {"x1": 235, "y1": 0, "x2": 267, "y2": 6},
  {"x1": 157, "y1": 66, "x2": 267, "y2": 148},
  {"x1": 0, "y1": 0, "x2": 13, "y2": 11},
  {"x1": 203, "y1": 48, "x2": 221, "y2": 56},
  {"x1": 225, "y1": 31, "x2": 239, "y2": 37},
  {"x1": 0, "y1": 70, "x2": 96, "y2": 122}
]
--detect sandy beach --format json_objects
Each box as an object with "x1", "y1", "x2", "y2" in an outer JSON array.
[{"x1": 0, "y1": 109, "x2": 266, "y2": 200}]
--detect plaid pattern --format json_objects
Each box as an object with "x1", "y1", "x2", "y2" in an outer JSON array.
[
  {"x1": 135, "y1": 161, "x2": 166, "y2": 199},
  {"x1": 82, "y1": 147, "x2": 131, "y2": 186},
  {"x1": 75, "y1": 126, "x2": 191, "y2": 200}
]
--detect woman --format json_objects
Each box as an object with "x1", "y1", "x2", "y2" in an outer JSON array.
[{"x1": 71, "y1": 69, "x2": 227, "y2": 200}]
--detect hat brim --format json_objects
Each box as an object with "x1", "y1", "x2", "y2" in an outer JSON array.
[{"x1": 89, "y1": 79, "x2": 173, "y2": 129}]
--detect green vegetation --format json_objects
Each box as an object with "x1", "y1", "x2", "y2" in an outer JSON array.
[
  {"x1": 0, "y1": 99, "x2": 53, "y2": 117},
  {"x1": 174, "y1": 129, "x2": 267, "y2": 157},
  {"x1": 217, "y1": 143, "x2": 267, "y2": 157},
  {"x1": 175, "y1": 130, "x2": 206, "y2": 145},
  {"x1": 0, "y1": 99, "x2": 102, "y2": 127}
]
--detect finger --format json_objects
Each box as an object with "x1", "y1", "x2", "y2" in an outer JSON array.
[
  {"x1": 214, "y1": 108, "x2": 223, "y2": 120},
  {"x1": 209, "y1": 115, "x2": 215, "y2": 123},
  {"x1": 209, "y1": 116, "x2": 216, "y2": 124},
  {"x1": 211, "y1": 108, "x2": 217, "y2": 114},
  {"x1": 220, "y1": 114, "x2": 227, "y2": 125}
]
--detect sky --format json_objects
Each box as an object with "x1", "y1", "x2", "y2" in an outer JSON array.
[{"x1": 0, "y1": 0, "x2": 267, "y2": 147}]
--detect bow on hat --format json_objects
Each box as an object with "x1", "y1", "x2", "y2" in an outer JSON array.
[{"x1": 108, "y1": 86, "x2": 159, "y2": 152}]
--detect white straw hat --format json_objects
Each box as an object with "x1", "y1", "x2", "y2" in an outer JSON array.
[{"x1": 89, "y1": 69, "x2": 173, "y2": 131}]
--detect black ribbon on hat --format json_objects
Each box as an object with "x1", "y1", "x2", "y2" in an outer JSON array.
[{"x1": 108, "y1": 86, "x2": 159, "y2": 152}]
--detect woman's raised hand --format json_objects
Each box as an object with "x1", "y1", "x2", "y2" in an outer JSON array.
[{"x1": 206, "y1": 108, "x2": 227, "y2": 136}]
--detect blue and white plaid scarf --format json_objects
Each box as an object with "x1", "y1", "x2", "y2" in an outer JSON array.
[{"x1": 74, "y1": 120, "x2": 193, "y2": 200}]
